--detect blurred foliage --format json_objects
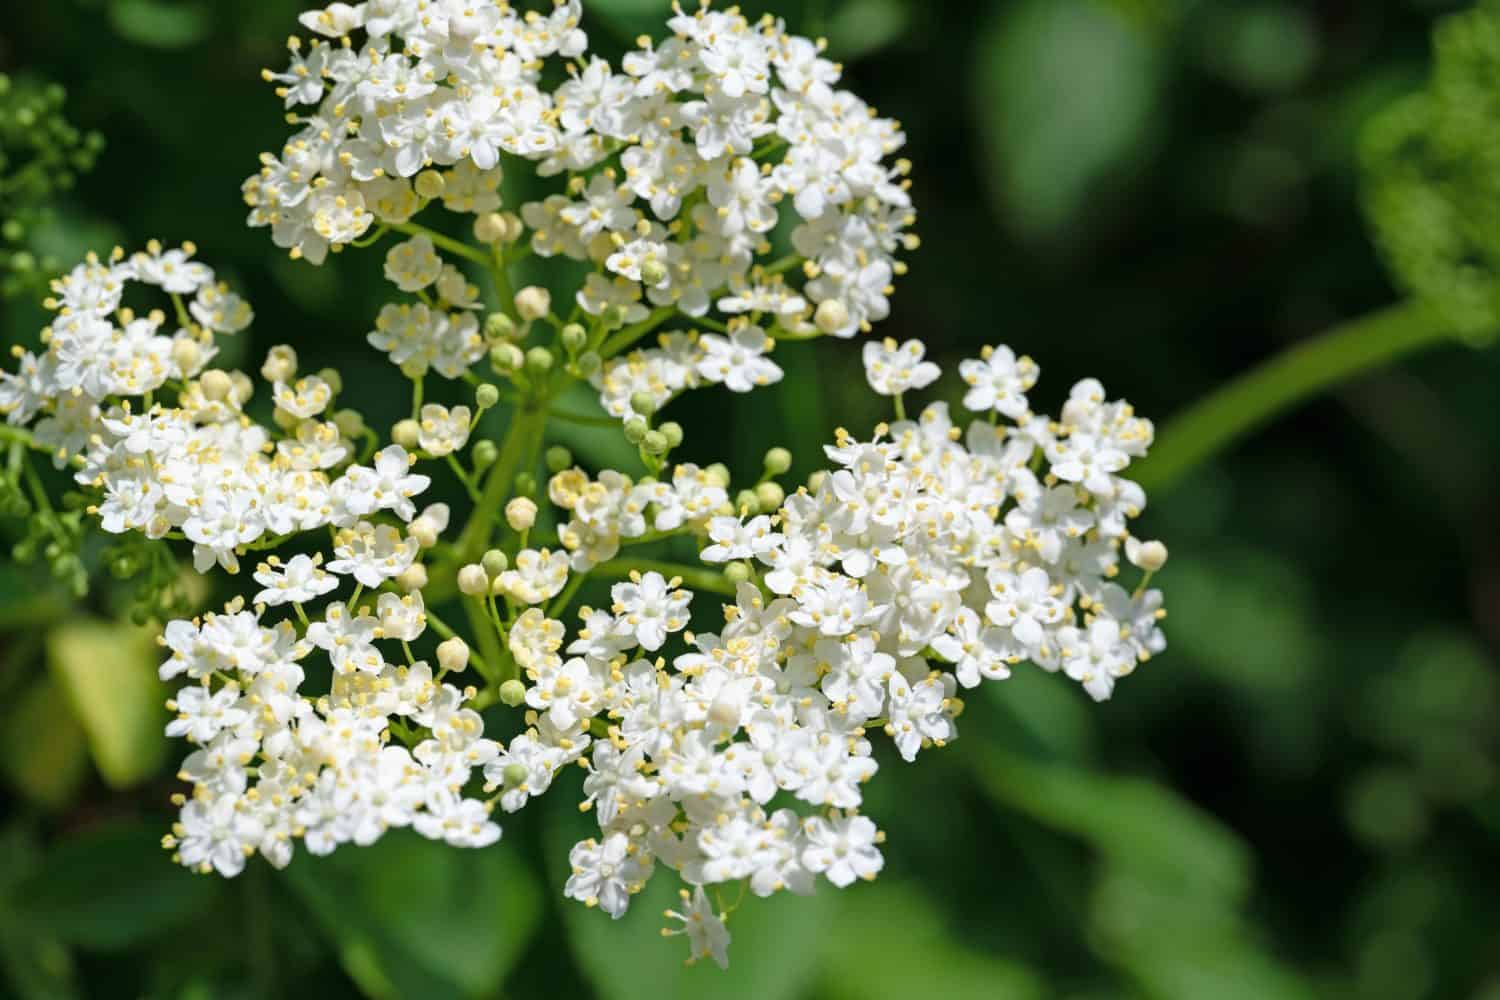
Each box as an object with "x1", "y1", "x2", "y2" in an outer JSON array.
[{"x1": 1, "y1": 0, "x2": 1499, "y2": 998}]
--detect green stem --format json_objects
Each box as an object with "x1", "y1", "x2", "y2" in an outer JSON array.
[
  {"x1": 1133, "y1": 300, "x2": 1462, "y2": 493},
  {"x1": 592, "y1": 558, "x2": 737, "y2": 597},
  {"x1": 391, "y1": 221, "x2": 491, "y2": 267},
  {"x1": 600, "y1": 307, "x2": 677, "y2": 358},
  {"x1": 454, "y1": 404, "x2": 548, "y2": 564}
]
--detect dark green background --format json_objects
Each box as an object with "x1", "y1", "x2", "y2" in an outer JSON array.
[{"x1": 2, "y1": 0, "x2": 1498, "y2": 997}]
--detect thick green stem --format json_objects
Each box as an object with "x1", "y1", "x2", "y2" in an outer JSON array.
[
  {"x1": 454, "y1": 403, "x2": 548, "y2": 564},
  {"x1": 1133, "y1": 300, "x2": 1462, "y2": 493},
  {"x1": 592, "y1": 558, "x2": 737, "y2": 597}
]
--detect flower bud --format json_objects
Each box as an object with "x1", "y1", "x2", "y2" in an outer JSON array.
[
  {"x1": 399, "y1": 359, "x2": 427, "y2": 381},
  {"x1": 490, "y1": 342, "x2": 524, "y2": 375},
  {"x1": 317, "y1": 368, "x2": 343, "y2": 395},
  {"x1": 807, "y1": 470, "x2": 827, "y2": 493},
  {"x1": 574, "y1": 351, "x2": 602, "y2": 377},
  {"x1": 484, "y1": 312, "x2": 517, "y2": 341},
  {"x1": 482, "y1": 549, "x2": 509, "y2": 578},
  {"x1": 705, "y1": 463, "x2": 731, "y2": 488},
  {"x1": 642, "y1": 429, "x2": 670, "y2": 456},
  {"x1": 409, "y1": 517, "x2": 440, "y2": 549},
  {"x1": 545, "y1": 445, "x2": 574, "y2": 473},
  {"x1": 525, "y1": 347, "x2": 554, "y2": 375},
  {"x1": 230, "y1": 372, "x2": 255, "y2": 405},
  {"x1": 763, "y1": 447, "x2": 792, "y2": 476},
  {"x1": 659, "y1": 421, "x2": 684, "y2": 449},
  {"x1": 333, "y1": 408, "x2": 366, "y2": 439},
  {"x1": 500, "y1": 213, "x2": 525, "y2": 244},
  {"x1": 172, "y1": 338, "x2": 202, "y2": 374},
  {"x1": 415, "y1": 169, "x2": 446, "y2": 200},
  {"x1": 261, "y1": 345, "x2": 298, "y2": 383},
  {"x1": 623, "y1": 416, "x2": 648, "y2": 445},
  {"x1": 199, "y1": 369, "x2": 234, "y2": 402},
  {"x1": 1125, "y1": 538, "x2": 1169, "y2": 573},
  {"x1": 814, "y1": 298, "x2": 849, "y2": 335},
  {"x1": 735, "y1": 489, "x2": 761, "y2": 515},
  {"x1": 640, "y1": 259, "x2": 669, "y2": 287},
  {"x1": 475, "y1": 383, "x2": 500, "y2": 409},
  {"x1": 474, "y1": 212, "x2": 507, "y2": 244},
  {"x1": 505, "y1": 497, "x2": 538, "y2": 532},
  {"x1": 472, "y1": 439, "x2": 498, "y2": 471},
  {"x1": 560, "y1": 323, "x2": 588, "y2": 354},
  {"x1": 457, "y1": 564, "x2": 489, "y2": 596},
  {"x1": 436, "y1": 637, "x2": 470, "y2": 673},
  {"x1": 755, "y1": 481, "x2": 785, "y2": 510},
  {"x1": 396, "y1": 563, "x2": 428, "y2": 592},
  {"x1": 499, "y1": 680, "x2": 527, "y2": 707},
  {"x1": 271, "y1": 407, "x2": 299, "y2": 430},
  {"x1": 514, "y1": 286, "x2": 552, "y2": 322},
  {"x1": 601, "y1": 304, "x2": 629, "y2": 330},
  {"x1": 724, "y1": 561, "x2": 752, "y2": 585},
  {"x1": 391, "y1": 419, "x2": 420, "y2": 450},
  {"x1": 514, "y1": 471, "x2": 536, "y2": 496}
]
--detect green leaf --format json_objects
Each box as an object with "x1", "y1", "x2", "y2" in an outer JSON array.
[
  {"x1": 13, "y1": 821, "x2": 222, "y2": 951},
  {"x1": 46, "y1": 620, "x2": 167, "y2": 788},
  {"x1": 0, "y1": 825, "x2": 79, "y2": 999},
  {"x1": 974, "y1": 0, "x2": 1163, "y2": 240},
  {"x1": 107, "y1": 0, "x2": 213, "y2": 50},
  {"x1": 826, "y1": 0, "x2": 911, "y2": 61},
  {"x1": 0, "y1": 675, "x2": 90, "y2": 809},
  {"x1": 285, "y1": 830, "x2": 542, "y2": 1000},
  {"x1": 817, "y1": 883, "x2": 1044, "y2": 1000},
  {"x1": 976, "y1": 748, "x2": 1249, "y2": 904},
  {"x1": 549, "y1": 801, "x2": 831, "y2": 1000}
]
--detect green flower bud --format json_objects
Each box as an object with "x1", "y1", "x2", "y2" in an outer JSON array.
[
  {"x1": 458, "y1": 565, "x2": 489, "y2": 596},
  {"x1": 546, "y1": 445, "x2": 574, "y2": 473},
  {"x1": 642, "y1": 429, "x2": 670, "y2": 456},
  {"x1": 502, "y1": 762, "x2": 529, "y2": 787},
  {"x1": 623, "y1": 416, "x2": 649, "y2": 445},
  {"x1": 317, "y1": 368, "x2": 343, "y2": 395},
  {"x1": 601, "y1": 303, "x2": 629, "y2": 330},
  {"x1": 575, "y1": 351, "x2": 602, "y2": 377},
  {"x1": 755, "y1": 481, "x2": 785, "y2": 511},
  {"x1": 484, "y1": 312, "x2": 517, "y2": 341},
  {"x1": 499, "y1": 679, "x2": 527, "y2": 707},
  {"x1": 525, "y1": 346, "x2": 554, "y2": 375},
  {"x1": 414, "y1": 169, "x2": 446, "y2": 200},
  {"x1": 735, "y1": 489, "x2": 762, "y2": 515},
  {"x1": 763, "y1": 447, "x2": 792, "y2": 475},
  {"x1": 482, "y1": 549, "x2": 509, "y2": 578},
  {"x1": 475, "y1": 383, "x2": 500, "y2": 409},
  {"x1": 391, "y1": 419, "x2": 421, "y2": 450},
  {"x1": 514, "y1": 471, "x2": 536, "y2": 496},
  {"x1": 472, "y1": 439, "x2": 499, "y2": 471},
  {"x1": 489, "y1": 342, "x2": 524, "y2": 374},
  {"x1": 560, "y1": 323, "x2": 588, "y2": 354},
  {"x1": 629, "y1": 391, "x2": 658, "y2": 417},
  {"x1": 333, "y1": 408, "x2": 366, "y2": 439},
  {"x1": 640, "y1": 259, "x2": 669, "y2": 287},
  {"x1": 659, "y1": 421, "x2": 684, "y2": 449},
  {"x1": 705, "y1": 463, "x2": 731, "y2": 488}
]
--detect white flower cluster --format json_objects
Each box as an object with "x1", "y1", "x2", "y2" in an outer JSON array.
[
  {"x1": 159, "y1": 585, "x2": 502, "y2": 878},
  {"x1": 246, "y1": 0, "x2": 915, "y2": 407}
]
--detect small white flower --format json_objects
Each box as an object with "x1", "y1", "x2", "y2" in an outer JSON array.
[
  {"x1": 862, "y1": 338, "x2": 941, "y2": 396},
  {"x1": 252, "y1": 554, "x2": 338, "y2": 606},
  {"x1": 610, "y1": 572, "x2": 692, "y2": 651},
  {"x1": 696, "y1": 326, "x2": 783, "y2": 393}
]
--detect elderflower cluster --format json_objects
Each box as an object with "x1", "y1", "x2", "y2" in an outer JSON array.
[
  {"x1": 245, "y1": 0, "x2": 915, "y2": 418},
  {"x1": 0, "y1": 0, "x2": 1176, "y2": 974}
]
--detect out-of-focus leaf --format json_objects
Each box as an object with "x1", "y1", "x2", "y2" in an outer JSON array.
[
  {"x1": 826, "y1": 0, "x2": 910, "y2": 61},
  {"x1": 0, "y1": 563, "x2": 72, "y2": 631},
  {"x1": 548, "y1": 382, "x2": 644, "y2": 475},
  {"x1": 817, "y1": 883, "x2": 1044, "y2": 1000},
  {"x1": 976, "y1": 748, "x2": 1249, "y2": 903},
  {"x1": 0, "y1": 675, "x2": 90, "y2": 809},
  {"x1": 285, "y1": 830, "x2": 542, "y2": 1000},
  {"x1": 974, "y1": 0, "x2": 1163, "y2": 240},
  {"x1": 0, "y1": 825, "x2": 78, "y2": 999},
  {"x1": 549, "y1": 798, "x2": 831, "y2": 1000},
  {"x1": 1197, "y1": 5, "x2": 1319, "y2": 95},
  {"x1": 13, "y1": 821, "x2": 222, "y2": 951},
  {"x1": 46, "y1": 620, "x2": 167, "y2": 788},
  {"x1": 107, "y1": 0, "x2": 213, "y2": 50},
  {"x1": 984, "y1": 665, "x2": 1098, "y2": 764}
]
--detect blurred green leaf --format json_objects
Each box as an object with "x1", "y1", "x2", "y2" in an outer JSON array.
[
  {"x1": 46, "y1": 620, "x2": 167, "y2": 788},
  {"x1": 13, "y1": 821, "x2": 221, "y2": 951},
  {"x1": 974, "y1": 0, "x2": 1163, "y2": 239},
  {"x1": 826, "y1": 0, "x2": 910, "y2": 61},
  {"x1": 0, "y1": 825, "x2": 79, "y2": 999},
  {"x1": 285, "y1": 830, "x2": 542, "y2": 1000},
  {"x1": 0, "y1": 675, "x2": 90, "y2": 809},
  {"x1": 107, "y1": 0, "x2": 213, "y2": 50},
  {"x1": 1197, "y1": 5, "x2": 1319, "y2": 95},
  {"x1": 817, "y1": 883, "x2": 1044, "y2": 1000},
  {"x1": 976, "y1": 748, "x2": 1249, "y2": 903}
]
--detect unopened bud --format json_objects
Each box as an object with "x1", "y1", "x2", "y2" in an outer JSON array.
[
  {"x1": 481, "y1": 549, "x2": 509, "y2": 578},
  {"x1": 415, "y1": 170, "x2": 446, "y2": 200},
  {"x1": 735, "y1": 489, "x2": 761, "y2": 515},
  {"x1": 472, "y1": 439, "x2": 498, "y2": 471},
  {"x1": 317, "y1": 368, "x2": 342, "y2": 395},
  {"x1": 545, "y1": 445, "x2": 573, "y2": 473},
  {"x1": 560, "y1": 323, "x2": 587, "y2": 354},
  {"x1": 199, "y1": 369, "x2": 233, "y2": 402},
  {"x1": 458, "y1": 564, "x2": 490, "y2": 596},
  {"x1": 391, "y1": 419, "x2": 420, "y2": 450},
  {"x1": 261, "y1": 345, "x2": 298, "y2": 383},
  {"x1": 755, "y1": 481, "x2": 785, "y2": 510},
  {"x1": 705, "y1": 463, "x2": 731, "y2": 488},
  {"x1": 498, "y1": 212, "x2": 524, "y2": 244},
  {"x1": 724, "y1": 561, "x2": 752, "y2": 585},
  {"x1": 474, "y1": 212, "x2": 507, "y2": 244},
  {"x1": 502, "y1": 762, "x2": 528, "y2": 786},
  {"x1": 333, "y1": 408, "x2": 366, "y2": 439},
  {"x1": 525, "y1": 346, "x2": 554, "y2": 375},
  {"x1": 499, "y1": 679, "x2": 527, "y2": 707},
  {"x1": 629, "y1": 391, "x2": 658, "y2": 417},
  {"x1": 505, "y1": 497, "x2": 538, "y2": 532},
  {"x1": 1125, "y1": 538, "x2": 1169, "y2": 573},
  {"x1": 623, "y1": 416, "x2": 648, "y2": 445},
  {"x1": 436, "y1": 637, "x2": 470, "y2": 673},
  {"x1": 396, "y1": 563, "x2": 427, "y2": 592},
  {"x1": 490, "y1": 342, "x2": 524, "y2": 374},
  {"x1": 807, "y1": 470, "x2": 828, "y2": 493},
  {"x1": 514, "y1": 286, "x2": 551, "y2": 322},
  {"x1": 574, "y1": 351, "x2": 602, "y2": 377},
  {"x1": 814, "y1": 298, "x2": 849, "y2": 335},
  {"x1": 475, "y1": 383, "x2": 500, "y2": 409},
  {"x1": 642, "y1": 429, "x2": 670, "y2": 456},
  {"x1": 172, "y1": 338, "x2": 202, "y2": 374},
  {"x1": 484, "y1": 312, "x2": 517, "y2": 341},
  {"x1": 640, "y1": 259, "x2": 668, "y2": 287},
  {"x1": 659, "y1": 421, "x2": 684, "y2": 449},
  {"x1": 409, "y1": 517, "x2": 440, "y2": 549},
  {"x1": 763, "y1": 447, "x2": 792, "y2": 475}
]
